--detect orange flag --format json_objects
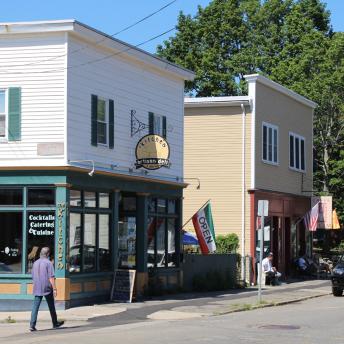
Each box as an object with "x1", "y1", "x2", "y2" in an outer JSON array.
[{"x1": 333, "y1": 210, "x2": 341, "y2": 230}]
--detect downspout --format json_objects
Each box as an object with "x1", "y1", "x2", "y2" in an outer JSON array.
[{"x1": 241, "y1": 103, "x2": 247, "y2": 283}]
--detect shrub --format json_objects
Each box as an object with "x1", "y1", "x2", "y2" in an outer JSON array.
[{"x1": 215, "y1": 233, "x2": 239, "y2": 253}]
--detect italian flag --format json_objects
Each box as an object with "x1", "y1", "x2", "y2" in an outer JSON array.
[{"x1": 192, "y1": 202, "x2": 216, "y2": 254}]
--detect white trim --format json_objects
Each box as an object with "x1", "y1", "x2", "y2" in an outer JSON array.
[
  {"x1": 244, "y1": 74, "x2": 317, "y2": 109},
  {"x1": 63, "y1": 32, "x2": 68, "y2": 164},
  {"x1": 262, "y1": 122, "x2": 279, "y2": 165},
  {"x1": 248, "y1": 82, "x2": 256, "y2": 189},
  {"x1": 184, "y1": 96, "x2": 251, "y2": 108},
  {"x1": 289, "y1": 131, "x2": 306, "y2": 172}
]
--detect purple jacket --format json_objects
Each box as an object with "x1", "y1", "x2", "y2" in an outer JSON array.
[{"x1": 31, "y1": 257, "x2": 55, "y2": 296}]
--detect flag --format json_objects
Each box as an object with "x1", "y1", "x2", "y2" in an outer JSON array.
[
  {"x1": 192, "y1": 202, "x2": 216, "y2": 254},
  {"x1": 303, "y1": 202, "x2": 319, "y2": 231},
  {"x1": 333, "y1": 209, "x2": 341, "y2": 230}
]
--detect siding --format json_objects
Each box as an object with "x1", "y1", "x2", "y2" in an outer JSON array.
[
  {"x1": 255, "y1": 82, "x2": 313, "y2": 195},
  {"x1": 0, "y1": 33, "x2": 66, "y2": 166},
  {"x1": 67, "y1": 36, "x2": 185, "y2": 181},
  {"x1": 183, "y1": 106, "x2": 252, "y2": 254}
]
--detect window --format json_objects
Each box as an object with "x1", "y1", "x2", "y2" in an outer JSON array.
[
  {"x1": 69, "y1": 190, "x2": 111, "y2": 273},
  {"x1": 262, "y1": 122, "x2": 278, "y2": 164},
  {"x1": 289, "y1": 132, "x2": 306, "y2": 172},
  {"x1": 0, "y1": 90, "x2": 6, "y2": 138},
  {"x1": 0, "y1": 212, "x2": 22, "y2": 273},
  {"x1": 28, "y1": 188, "x2": 55, "y2": 206},
  {"x1": 0, "y1": 188, "x2": 23, "y2": 206},
  {"x1": 147, "y1": 197, "x2": 178, "y2": 268},
  {"x1": 149, "y1": 112, "x2": 167, "y2": 138},
  {"x1": 97, "y1": 98, "x2": 108, "y2": 145}
]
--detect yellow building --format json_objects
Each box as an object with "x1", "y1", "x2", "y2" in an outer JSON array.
[{"x1": 184, "y1": 74, "x2": 316, "y2": 283}]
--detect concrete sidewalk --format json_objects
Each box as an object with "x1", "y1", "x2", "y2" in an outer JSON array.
[{"x1": 0, "y1": 279, "x2": 332, "y2": 324}]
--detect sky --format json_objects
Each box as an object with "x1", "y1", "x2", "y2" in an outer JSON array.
[{"x1": 0, "y1": 0, "x2": 342, "y2": 53}]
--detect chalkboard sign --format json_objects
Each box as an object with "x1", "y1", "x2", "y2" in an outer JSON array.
[{"x1": 110, "y1": 269, "x2": 136, "y2": 303}]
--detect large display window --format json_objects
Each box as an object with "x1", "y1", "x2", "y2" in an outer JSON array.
[{"x1": 69, "y1": 190, "x2": 111, "y2": 274}]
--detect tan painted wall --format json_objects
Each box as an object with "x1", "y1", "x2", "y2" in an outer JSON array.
[
  {"x1": 255, "y1": 82, "x2": 313, "y2": 195},
  {"x1": 184, "y1": 106, "x2": 252, "y2": 254}
]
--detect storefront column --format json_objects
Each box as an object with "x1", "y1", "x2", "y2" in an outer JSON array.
[
  {"x1": 112, "y1": 190, "x2": 120, "y2": 271},
  {"x1": 136, "y1": 193, "x2": 149, "y2": 296},
  {"x1": 54, "y1": 185, "x2": 69, "y2": 302}
]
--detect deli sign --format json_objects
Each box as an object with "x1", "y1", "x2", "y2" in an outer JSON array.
[{"x1": 135, "y1": 134, "x2": 170, "y2": 170}]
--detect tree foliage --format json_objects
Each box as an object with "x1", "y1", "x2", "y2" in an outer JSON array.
[
  {"x1": 157, "y1": 0, "x2": 344, "y2": 223},
  {"x1": 216, "y1": 233, "x2": 240, "y2": 253}
]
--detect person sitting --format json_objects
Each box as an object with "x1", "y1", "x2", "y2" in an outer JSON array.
[{"x1": 262, "y1": 252, "x2": 282, "y2": 285}]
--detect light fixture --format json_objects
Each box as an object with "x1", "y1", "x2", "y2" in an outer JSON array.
[
  {"x1": 184, "y1": 178, "x2": 201, "y2": 189},
  {"x1": 69, "y1": 160, "x2": 95, "y2": 177}
]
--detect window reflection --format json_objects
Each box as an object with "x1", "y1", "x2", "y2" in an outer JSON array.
[
  {"x1": 83, "y1": 214, "x2": 96, "y2": 272},
  {"x1": 0, "y1": 212, "x2": 22, "y2": 273},
  {"x1": 84, "y1": 191, "x2": 96, "y2": 208},
  {"x1": 99, "y1": 214, "x2": 110, "y2": 271},
  {"x1": 70, "y1": 190, "x2": 82, "y2": 207},
  {"x1": 69, "y1": 213, "x2": 81, "y2": 273},
  {"x1": 118, "y1": 216, "x2": 136, "y2": 268}
]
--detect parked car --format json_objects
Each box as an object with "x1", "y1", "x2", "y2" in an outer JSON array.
[{"x1": 331, "y1": 254, "x2": 344, "y2": 296}]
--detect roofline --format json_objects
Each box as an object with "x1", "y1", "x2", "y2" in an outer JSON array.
[
  {"x1": 244, "y1": 74, "x2": 317, "y2": 109},
  {"x1": 184, "y1": 96, "x2": 251, "y2": 108},
  {"x1": 0, "y1": 19, "x2": 195, "y2": 81}
]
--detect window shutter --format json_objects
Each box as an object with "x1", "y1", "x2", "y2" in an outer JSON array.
[
  {"x1": 162, "y1": 116, "x2": 167, "y2": 139},
  {"x1": 109, "y1": 99, "x2": 114, "y2": 149},
  {"x1": 149, "y1": 112, "x2": 154, "y2": 134},
  {"x1": 8, "y1": 87, "x2": 21, "y2": 141},
  {"x1": 91, "y1": 94, "x2": 98, "y2": 146}
]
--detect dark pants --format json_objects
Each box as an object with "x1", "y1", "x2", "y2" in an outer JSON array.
[
  {"x1": 30, "y1": 291, "x2": 57, "y2": 328},
  {"x1": 265, "y1": 271, "x2": 277, "y2": 285}
]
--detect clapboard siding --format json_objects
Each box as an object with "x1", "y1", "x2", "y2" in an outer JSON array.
[
  {"x1": 183, "y1": 109, "x2": 252, "y2": 253},
  {"x1": 0, "y1": 33, "x2": 66, "y2": 166},
  {"x1": 67, "y1": 36, "x2": 185, "y2": 180}
]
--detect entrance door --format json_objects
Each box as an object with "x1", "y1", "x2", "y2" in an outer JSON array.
[{"x1": 284, "y1": 218, "x2": 291, "y2": 276}]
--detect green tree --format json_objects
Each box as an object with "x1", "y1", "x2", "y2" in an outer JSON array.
[
  {"x1": 216, "y1": 233, "x2": 239, "y2": 253},
  {"x1": 157, "y1": 0, "x2": 343, "y2": 223}
]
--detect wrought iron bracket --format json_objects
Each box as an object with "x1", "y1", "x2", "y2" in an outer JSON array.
[{"x1": 131, "y1": 110, "x2": 149, "y2": 137}]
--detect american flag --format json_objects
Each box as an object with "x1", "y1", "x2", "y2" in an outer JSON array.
[{"x1": 303, "y1": 202, "x2": 319, "y2": 231}]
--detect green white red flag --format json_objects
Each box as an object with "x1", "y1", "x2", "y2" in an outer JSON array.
[{"x1": 192, "y1": 202, "x2": 216, "y2": 254}]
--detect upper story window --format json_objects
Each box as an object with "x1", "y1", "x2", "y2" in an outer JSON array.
[
  {"x1": 0, "y1": 90, "x2": 7, "y2": 138},
  {"x1": 262, "y1": 122, "x2": 278, "y2": 165},
  {"x1": 91, "y1": 95, "x2": 114, "y2": 149},
  {"x1": 97, "y1": 98, "x2": 108, "y2": 145},
  {"x1": 149, "y1": 112, "x2": 166, "y2": 138},
  {"x1": 289, "y1": 132, "x2": 305, "y2": 172}
]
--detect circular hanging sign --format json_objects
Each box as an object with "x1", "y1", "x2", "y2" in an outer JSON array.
[{"x1": 135, "y1": 134, "x2": 170, "y2": 170}]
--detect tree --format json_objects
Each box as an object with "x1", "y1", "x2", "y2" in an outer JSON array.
[{"x1": 157, "y1": 0, "x2": 343, "y2": 223}]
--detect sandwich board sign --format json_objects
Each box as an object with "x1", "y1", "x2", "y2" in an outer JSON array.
[{"x1": 110, "y1": 269, "x2": 136, "y2": 303}]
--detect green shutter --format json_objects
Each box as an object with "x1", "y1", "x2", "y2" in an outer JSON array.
[
  {"x1": 91, "y1": 94, "x2": 98, "y2": 146},
  {"x1": 8, "y1": 87, "x2": 21, "y2": 141},
  {"x1": 149, "y1": 112, "x2": 154, "y2": 134},
  {"x1": 162, "y1": 116, "x2": 167, "y2": 139},
  {"x1": 109, "y1": 99, "x2": 114, "y2": 149}
]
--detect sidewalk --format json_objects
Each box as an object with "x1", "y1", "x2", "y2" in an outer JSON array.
[{"x1": 0, "y1": 279, "x2": 331, "y2": 324}]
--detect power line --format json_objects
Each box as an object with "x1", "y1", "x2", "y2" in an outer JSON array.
[
  {"x1": 0, "y1": 27, "x2": 176, "y2": 75},
  {"x1": 0, "y1": 0, "x2": 177, "y2": 71}
]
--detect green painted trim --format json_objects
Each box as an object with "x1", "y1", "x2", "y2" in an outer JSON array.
[
  {"x1": 70, "y1": 272, "x2": 113, "y2": 281},
  {"x1": 0, "y1": 175, "x2": 66, "y2": 185},
  {"x1": 0, "y1": 294, "x2": 33, "y2": 300}
]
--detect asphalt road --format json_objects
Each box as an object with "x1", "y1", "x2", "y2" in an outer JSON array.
[{"x1": 1, "y1": 293, "x2": 343, "y2": 344}]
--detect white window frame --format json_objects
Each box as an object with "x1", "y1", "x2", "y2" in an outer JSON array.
[
  {"x1": 153, "y1": 114, "x2": 163, "y2": 136},
  {"x1": 289, "y1": 132, "x2": 306, "y2": 172},
  {"x1": 0, "y1": 89, "x2": 7, "y2": 141},
  {"x1": 262, "y1": 122, "x2": 279, "y2": 165},
  {"x1": 96, "y1": 97, "x2": 108, "y2": 146}
]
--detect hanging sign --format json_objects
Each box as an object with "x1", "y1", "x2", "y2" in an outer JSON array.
[{"x1": 135, "y1": 134, "x2": 170, "y2": 170}]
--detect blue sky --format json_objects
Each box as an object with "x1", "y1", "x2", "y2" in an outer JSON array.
[{"x1": 0, "y1": 0, "x2": 342, "y2": 53}]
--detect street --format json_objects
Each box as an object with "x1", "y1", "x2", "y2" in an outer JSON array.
[{"x1": 1, "y1": 294, "x2": 343, "y2": 344}]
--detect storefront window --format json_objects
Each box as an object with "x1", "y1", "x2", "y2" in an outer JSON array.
[
  {"x1": 99, "y1": 193, "x2": 110, "y2": 208},
  {"x1": 118, "y1": 216, "x2": 136, "y2": 268},
  {"x1": 28, "y1": 188, "x2": 55, "y2": 206},
  {"x1": 27, "y1": 211, "x2": 55, "y2": 273},
  {"x1": 84, "y1": 191, "x2": 96, "y2": 208},
  {"x1": 0, "y1": 188, "x2": 23, "y2": 206},
  {"x1": 69, "y1": 213, "x2": 81, "y2": 273},
  {"x1": 122, "y1": 196, "x2": 136, "y2": 211},
  {"x1": 99, "y1": 214, "x2": 110, "y2": 271},
  {"x1": 84, "y1": 214, "x2": 96, "y2": 272},
  {"x1": 147, "y1": 197, "x2": 179, "y2": 269},
  {"x1": 70, "y1": 190, "x2": 82, "y2": 207},
  {"x1": 0, "y1": 212, "x2": 22, "y2": 273},
  {"x1": 256, "y1": 216, "x2": 272, "y2": 262}
]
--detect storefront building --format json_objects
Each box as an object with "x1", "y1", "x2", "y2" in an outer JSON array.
[
  {"x1": 0, "y1": 20, "x2": 194, "y2": 310},
  {"x1": 184, "y1": 75, "x2": 316, "y2": 283}
]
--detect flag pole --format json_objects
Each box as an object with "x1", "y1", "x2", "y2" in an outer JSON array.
[{"x1": 181, "y1": 199, "x2": 211, "y2": 230}]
